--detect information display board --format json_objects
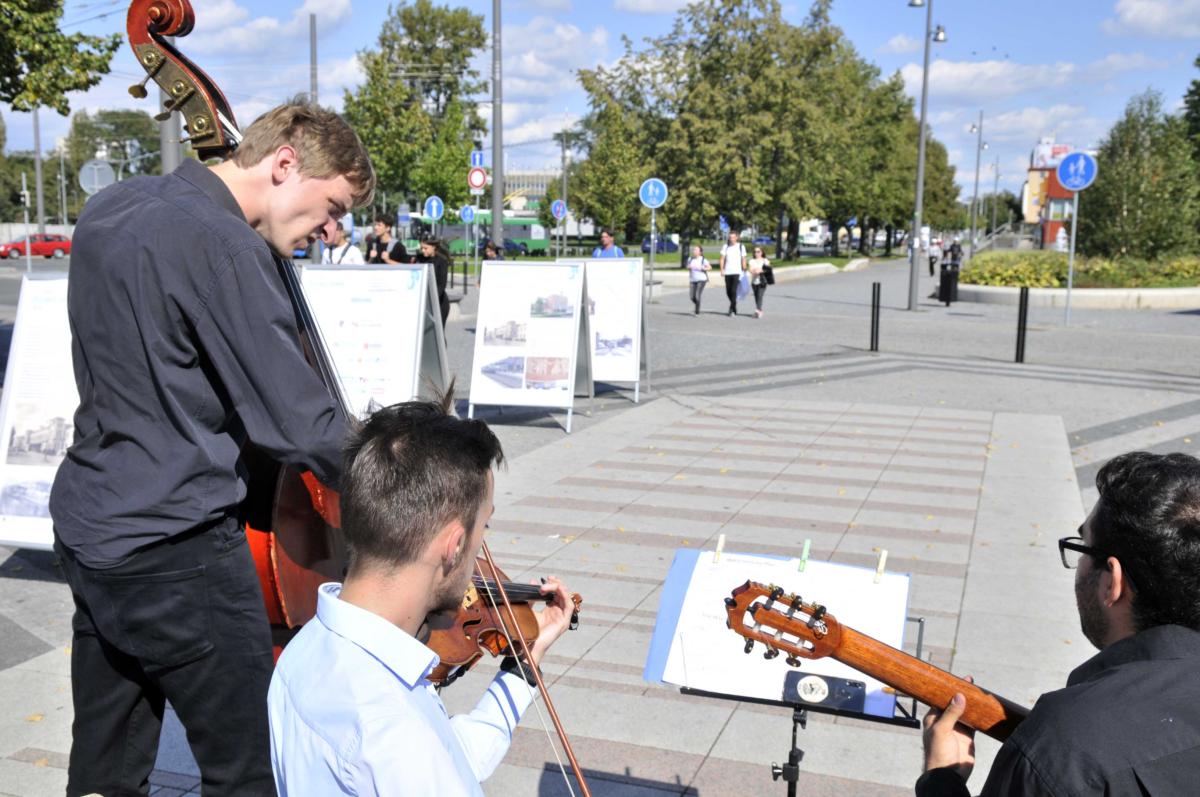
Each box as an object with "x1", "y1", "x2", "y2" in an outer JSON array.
[
  {"x1": 300, "y1": 264, "x2": 448, "y2": 417},
  {"x1": 584, "y1": 258, "x2": 644, "y2": 385},
  {"x1": 468, "y1": 261, "x2": 591, "y2": 427},
  {"x1": 0, "y1": 275, "x2": 77, "y2": 550},
  {"x1": 645, "y1": 548, "x2": 911, "y2": 719}
]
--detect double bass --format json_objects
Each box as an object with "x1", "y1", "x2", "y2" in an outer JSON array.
[{"x1": 124, "y1": 4, "x2": 590, "y2": 794}]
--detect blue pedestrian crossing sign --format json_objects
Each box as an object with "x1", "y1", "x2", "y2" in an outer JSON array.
[
  {"x1": 639, "y1": 178, "x2": 668, "y2": 209},
  {"x1": 423, "y1": 195, "x2": 445, "y2": 221},
  {"x1": 470, "y1": 150, "x2": 485, "y2": 168},
  {"x1": 1057, "y1": 152, "x2": 1098, "y2": 192},
  {"x1": 551, "y1": 199, "x2": 567, "y2": 220},
  {"x1": 459, "y1": 205, "x2": 475, "y2": 223}
]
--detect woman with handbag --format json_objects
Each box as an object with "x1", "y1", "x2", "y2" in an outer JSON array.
[
  {"x1": 747, "y1": 245, "x2": 772, "y2": 318},
  {"x1": 686, "y1": 245, "x2": 712, "y2": 315}
]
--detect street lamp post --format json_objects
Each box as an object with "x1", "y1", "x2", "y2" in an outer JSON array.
[
  {"x1": 990, "y1": 156, "x2": 1000, "y2": 235},
  {"x1": 907, "y1": 0, "x2": 945, "y2": 311},
  {"x1": 968, "y1": 112, "x2": 987, "y2": 260}
]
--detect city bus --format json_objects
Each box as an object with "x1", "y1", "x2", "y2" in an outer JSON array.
[{"x1": 401, "y1": 211, "x2": 549, "y2": 256}]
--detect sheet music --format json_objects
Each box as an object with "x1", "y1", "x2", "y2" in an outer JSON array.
[{"x1": 659, "y1": 552, "x2": 910, "y2": 717}]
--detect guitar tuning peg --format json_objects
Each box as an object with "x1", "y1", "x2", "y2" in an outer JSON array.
[
  {"x1": 154, "y1": 109, "x2": 173, "y2": 122},
  {"x1": 785, "y1": 655, "x2": 802, "y2": 668},
  {"x1": 743, "y1": 639, "x2": 754, "y2": 654},
  {"x1": 763, "y1": 647, "x2": 779, "y2": 660},
  {"x1": 724, "y1": 597, "x2": 737, "y2": 608}
]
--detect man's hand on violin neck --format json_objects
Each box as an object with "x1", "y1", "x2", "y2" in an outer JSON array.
[{"x1": 529, "y1": 577, "x2": 573, "y2": 666}]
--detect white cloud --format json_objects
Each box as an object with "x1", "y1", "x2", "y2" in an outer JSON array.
[
  {"x1": 900, "y1": 52, "x2": 1168, "y2": 103},
  {"x1": 518, "y1": 0, "x2": 573, "y2": 9},
  {"x1": 878, "y1": 34, "x2": 921, "y2": 56},
  {"x1": 982, "y1": 105, "x2": 1090, "y2": 143},
  {"x1": 1102, "y1": 0, "x2": 1200, "y2": 39},
  {"x1": 502, "y1": 17, "x2": 608, "y2": 100},
  {"x1": 613, "y1": 0, "x2": 690, "y2": 13},
  {"x1": 187, "y1": 0, "x2": 353, "y2": 55}
]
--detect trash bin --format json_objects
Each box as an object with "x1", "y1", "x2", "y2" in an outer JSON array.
[{"x1": 938, "y1": 260, "x2": 960, "y2": 305}]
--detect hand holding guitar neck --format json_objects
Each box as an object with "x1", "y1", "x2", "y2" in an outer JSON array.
[{"x1": 725, "y1": 581, "x2": 1029, "y2": 741}]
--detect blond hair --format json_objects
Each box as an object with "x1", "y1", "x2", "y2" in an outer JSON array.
[{"x1": 233, "y1": 99, "x2": 376, "y2": 208}]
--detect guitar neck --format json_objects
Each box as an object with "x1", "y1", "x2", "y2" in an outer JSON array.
[{"x1": 833, "y1": 626, "x2": 1028, "y2": 741}]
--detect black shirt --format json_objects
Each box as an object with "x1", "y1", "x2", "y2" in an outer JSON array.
[
  {"x1": 50, "y1": 159, "x2": 345, "y2": 567},
  {"x1": 916, "y1": 624, "x2": 1200, "y2": 796},
  {"x1": 367, "y1": 237, "x2": 407, "y2": 264}
]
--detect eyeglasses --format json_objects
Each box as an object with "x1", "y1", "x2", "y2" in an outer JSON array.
[{"x1": 1058, "y1": 536, "x2": 1103, "y2": 569}]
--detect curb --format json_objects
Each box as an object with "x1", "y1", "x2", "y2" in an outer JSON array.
[{"x1": 957, "y1": 283, "x2": 1200, "y2": 309}]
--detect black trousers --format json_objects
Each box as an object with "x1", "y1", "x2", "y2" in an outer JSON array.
[
  {"x1": 724, "y1": 274, "x2": 740, "y2": 313},
  {"x1": 689, "y1": 280, "x2": 706, "y2": 311},
  {"x1": 752, "y1": 281, "x2": 767, "y2": 311},
  {"x1": 55, "y1": 518, "x2": 276, "y2": 797}
]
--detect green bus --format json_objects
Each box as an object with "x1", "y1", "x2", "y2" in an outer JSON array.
[{"x1": 401, "y1": 211, "x2": 549, "y2": 256}]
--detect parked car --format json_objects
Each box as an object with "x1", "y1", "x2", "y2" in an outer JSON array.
[
  {"x1": 640, "y1": 235, "x2": 679, "y2": 254},
  {"x1": 751, "y1": 234, "x2": 774, "y2": 247},
  {"x1": 0, "y1": 233, "x2": 71, "y2": 259},
  {"x1": 478, "y1": 238, "x2": 528, "y2": 256}
]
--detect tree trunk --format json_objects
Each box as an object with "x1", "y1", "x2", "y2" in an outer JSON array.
[
  {"x1": 786, "y1": 216, "x2": 800, "y2": 259},
  {"x1": 884, "y1": 224, "x2": 894, "y2": 257},
  {"x1": 829, "y1": 219, "x2": 841, "y2": 257},
  {"x1": 775, "y1": 209, "x2": 786, "y2": 260}
]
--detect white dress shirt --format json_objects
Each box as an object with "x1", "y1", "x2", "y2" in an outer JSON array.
[{"x1": 268, "y1": 583, "x2": 536, "y2": 796}]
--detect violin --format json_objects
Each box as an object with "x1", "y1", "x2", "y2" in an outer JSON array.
[
  {"x1": 124, "y1": 7, "x2": 592, "y2": 794},
  {"x1": 426, "y1": 556, "x2": 583, "y2": 686}
]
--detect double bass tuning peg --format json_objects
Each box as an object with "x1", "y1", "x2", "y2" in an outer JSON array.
[{"x1": 128, "y1": 75, "x2": 151, "y2": 99}]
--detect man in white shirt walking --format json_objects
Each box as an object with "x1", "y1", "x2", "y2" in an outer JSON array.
[
  {"x1": 719, "y1": 230, "x2": 746, "y2": 316},
  {"x1": 268, "y1": 399, "x2": 574, "y2": 796},
  {"x1": 321, "y1": 221, "x2": 365, "y2": 265}
]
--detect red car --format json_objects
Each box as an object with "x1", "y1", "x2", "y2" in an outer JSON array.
[{"x1": 0, "y1": 233, "x2": 71, "y2": 259}]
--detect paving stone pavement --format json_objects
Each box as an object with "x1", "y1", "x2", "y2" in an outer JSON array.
[{"x1": 1, "y1": 258, "x2": 1198, "y2": 795}]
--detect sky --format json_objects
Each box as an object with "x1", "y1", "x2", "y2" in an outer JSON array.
[{"x1": 3, "y1": 0, "x2": 1199, "y2": 202}]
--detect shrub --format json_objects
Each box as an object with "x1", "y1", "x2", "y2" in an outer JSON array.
[{"x1": 960, "y1": 251, "x2": 1200, "y2": 289}]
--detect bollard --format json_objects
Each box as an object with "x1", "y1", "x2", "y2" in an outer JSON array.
[
  {"x1": 463, "y1": 259, "x2": 470, "y2": 296},
  {"x1": 870, "y1": 282, "x2": 881, "y2": 352},
  {"x1": 1015, "y1": 286, "x2": 1029, "y2": 363}
]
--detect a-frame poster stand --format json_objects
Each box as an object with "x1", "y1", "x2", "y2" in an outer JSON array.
[
  {"x1": 300, "y1": 263, "x2": 449, "y2": 416},
  {"x1": 468, "y1": 260, "x2": 592, "y2": 433},
  {"x1": 560, "y1": 257, "x2": 650, "y2": 402}
]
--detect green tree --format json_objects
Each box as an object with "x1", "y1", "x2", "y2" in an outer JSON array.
[
  {"x1": 342, "y1": 47, "x2": 432, "y2": 200},
  {"x1": 66, "y1": 109, "x2": 160, "y2": 180},
  {"x1": 1, "y1": 0, "x2": 121, "y2": 114},
  {"x1": 1077, "y1": 90, "x2": 1200, "y2": 259},
  {"x1": 382, "y1": 0, "x2": 485, "y2": 123},
  {"x1": 410, "y1": 99, "x2": 472, "y2": 211},
  {"x1": 573, "y1": 86, "x2": 643, "y2": 239},
  {"x1": 1183, "y1": 55, "x2": 1200, "y2": 163}
]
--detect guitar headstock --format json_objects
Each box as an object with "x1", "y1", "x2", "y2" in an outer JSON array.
[
  {"x1": 125, "y1": 0, "x2": 241, "y2": 160},
  {"x1": 724, "y1": 581, "x2": 843, "y2": 665}
]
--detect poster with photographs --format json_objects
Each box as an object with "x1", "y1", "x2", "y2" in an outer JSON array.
[
  {"x1": 300, "y1": 264, "x2": 448, "y2": 418},
  {"x1": 0, "y1": 276, "x2": 79, "y2": 549},
  {"x1": 585, "y1": 258, "x2": 643, "y2": 384},
  {"x1": 469, "y1": 261, "x2": 587, "y2": 410}
]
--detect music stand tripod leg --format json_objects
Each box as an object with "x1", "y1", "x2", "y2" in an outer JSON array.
[{"x1": 772, "y1": 707, "x2": 807, "y2": 796}]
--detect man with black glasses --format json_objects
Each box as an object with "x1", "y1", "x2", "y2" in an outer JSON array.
[{"x1": 918, "y1": 451, "x2": 1200, "y2": 796}]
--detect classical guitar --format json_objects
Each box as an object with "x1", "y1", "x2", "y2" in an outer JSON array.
[{"x1": 725, "y1": 581, "x2": 1029, "y2": 741}]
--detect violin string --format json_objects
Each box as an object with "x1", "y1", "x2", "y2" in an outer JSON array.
[{"x1": 474, "y1": 557, "x2": 579, "y2": 797}]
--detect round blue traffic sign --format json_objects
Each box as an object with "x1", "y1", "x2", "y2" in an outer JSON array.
[
  {"x1": 551, "y1": 199, "x2": 567, "y2": 220},
  {"x1": 1056, "y1": 152, "x2": 1098, "y2": 193},
  {"x1": 459, "y1": 205, "x2": 475, "y2": 223},
  {"x1": 639, "y1": 178, "x2": 668, "y2": 209},
  {"x1": 423, "y1": 195, "x2": 445, "y2": 221}
]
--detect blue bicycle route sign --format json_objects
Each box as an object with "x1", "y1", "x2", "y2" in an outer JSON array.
[{"x1": 1057, "y1": 152, "x2": 1098, "y2": 193}]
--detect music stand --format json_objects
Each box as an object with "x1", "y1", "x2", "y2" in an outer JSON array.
[{"x1": 679, "y1": 615, "x2": 927, "y2": 796}]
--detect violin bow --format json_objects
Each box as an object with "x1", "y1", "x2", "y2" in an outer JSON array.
[{"x1": 477, "y1": 541, "x2": 591, "y2": 797}]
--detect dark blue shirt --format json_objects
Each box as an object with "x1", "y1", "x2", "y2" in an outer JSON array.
[{"x1": 50, "y1": 159, "x2": 345, "y2": 567}]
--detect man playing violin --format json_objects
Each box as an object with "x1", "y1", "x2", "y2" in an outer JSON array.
[
  {"x1": 919, "y1": 451, "x2": 1200, "y2": 796},
  {"x1": 50, "y1": 100, "x2": 374, "y2": 796},
  {"x1": 268, "y1": 399, "x2": 575, "y2": 795}
]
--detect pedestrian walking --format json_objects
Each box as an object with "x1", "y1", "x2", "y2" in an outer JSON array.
[
  {"x1": 686, "y1": 245, "x2": 711, "y2": 315},
  {"x1": 929, "y1": 239, "x2": 943, "y2": 277},
  {"x1": 747, "y1": 245, "x2": 770, "y2": 318},
  {"x1": 719, "y1": 230, "x2": 746, "y2": 316},
  {"x1": 592, "y1": 228, "x2": 624, "y2": 258},
  {"x1": 415, "y1": 236, "x2": 451, "y2": 327},
  {"x1": 948, "y1": 238, "x2": 963, "y2": 265}
]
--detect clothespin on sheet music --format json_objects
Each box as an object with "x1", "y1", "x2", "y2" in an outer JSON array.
[
  {"x1": 798, "y1": 538, "x2": 811, "y2": 572},
  {"x1": 873, "y1": 547, "x2": 888, "y2": 583},
  {"x1": 714, "y1": 533, "x2": 726, "y2": 563}
]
